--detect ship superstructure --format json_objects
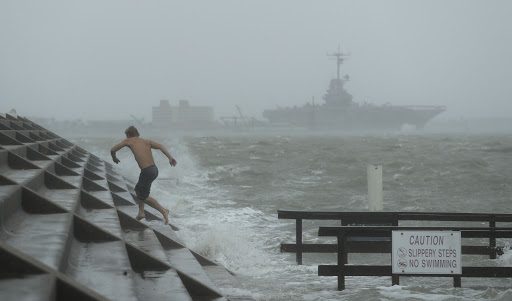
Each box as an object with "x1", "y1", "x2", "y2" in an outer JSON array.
[{"x1": 263, "y1": 50, "x2": 446, "y2": 130}]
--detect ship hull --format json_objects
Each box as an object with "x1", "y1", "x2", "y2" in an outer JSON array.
[{"x1": 263, "y1": 105, "x2": 446, "y2": 130}]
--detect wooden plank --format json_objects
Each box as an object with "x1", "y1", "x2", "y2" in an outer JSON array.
[
  {"x1": 278, "y1": 210, "x2": 396, "y2": 221},
  {"x1": 463, "y1": 267, "x2": 512, "y2": 277},
  {"x1": 318, "y1": 226, "x2": 512, "y2": 238},
  {"x1": 319, "y1": 265, "x2": 391, "y2": 276},
  {"x1": 281, "y1": 243, "x2": 338, "y2": 253},
  {"x1": 281, "y1": 242, "x2": 391, "y2": 253},
  {"x1": 278, "y1": 210, "x2": 512, "y2": 222},
  {"x1": 319, "y1": 265, "x2": 512, "y2": 278}
]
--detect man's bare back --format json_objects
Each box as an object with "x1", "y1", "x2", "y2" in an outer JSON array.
[
  {"x1": 111, "y1": 137, "x2": 177, "y2": 169},
  {"x1": 115, "y1": 137, "x2": 155, "y2": 169},
  {"x1": 110, "y1": 126, "x2": 177, "y2": 224}
]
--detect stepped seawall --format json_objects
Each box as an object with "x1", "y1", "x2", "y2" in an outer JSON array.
[{"x1": 0, "y1": 113, "x2": 249, "y2": 301}]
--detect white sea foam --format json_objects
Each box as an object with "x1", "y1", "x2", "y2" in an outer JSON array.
[
  {"x1": 378, "y1": 286, "x2": 456, "y2": 301},
  {"x1": 209, "y1": 164, "x2": 252, "y2": 179},
  {"x1": 77, "y1": 134, "x2": 512, "y2": 301},
  {"x1": 311, "y1": 169, "x2": 324, "y2": 175},
  {"x1": 497, "y1": 245, "x2": 512, "y2": 266}
]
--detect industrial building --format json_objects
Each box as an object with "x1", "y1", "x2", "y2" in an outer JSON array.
[{"x1": 152, "y1": 100, "x2": 216, "y2": 129}]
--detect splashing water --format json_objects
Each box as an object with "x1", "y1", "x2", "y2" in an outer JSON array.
[{"x1": 73, "y1": 133, "x2": 512, "y2": 301}]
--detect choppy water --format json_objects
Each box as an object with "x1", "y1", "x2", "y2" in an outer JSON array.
[{"x1": 74, "y1": 132, "x2": 512, "y2": 301}]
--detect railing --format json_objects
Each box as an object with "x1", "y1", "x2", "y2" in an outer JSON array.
[
  {"x1": 318, "y1": 226, "x2": 512, "y2": 290},
  {"x1": 277, "y1": 210, "x2": 512, "y2": 264}
]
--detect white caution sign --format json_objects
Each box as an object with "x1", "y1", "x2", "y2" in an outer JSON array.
[{"x1": 392, "y1": 230, "x2": 461, "y2": 275}]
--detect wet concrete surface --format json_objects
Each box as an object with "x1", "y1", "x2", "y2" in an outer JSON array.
[
  {"x1": 0, "y1": 169, "x2": 42, "y2": 186},
  {"x1": 56, "y1": 175, "x2": 83, "y2": 189},
  {"x1": 111, "y1": 192, "x2": 137, "y2": 206},
  {"x1": 122, "y1": 228, "x2": 168, "y2": 263},
  {"x1": 0, "y1": 185, "x2": 19, "y2": 202},
  {"x1": 1, "y1": 211, "x2": 70, "y2": 269},
  {"x1": 164, "y1": 248, "x2": 218, "y2": 288},
  {"x1": 0, "y1": 114, "x2": 249, "y2": 301},
  {"x1": 37, "y1": 187, "x2": 79, "y2": 212},
  {"x1": 0, "y1": 274, "x2": 54, "y2": 301},
  {"x1": 77, "y1": 208, "x2": 124, "y2": 238},
  {"x1": 87, "y1": 191, "x2": 116, "y2": 208},
  {"x1": 66, "y1": 240, "x2": 138, "y2": 301},
  {"x1": 134, "y1": 270, "x2": 192, "y2": 301}
]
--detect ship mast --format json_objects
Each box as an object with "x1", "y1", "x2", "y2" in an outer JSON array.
[{"x1": 327, "y1": 46, "x2": 349, "y2": 81}]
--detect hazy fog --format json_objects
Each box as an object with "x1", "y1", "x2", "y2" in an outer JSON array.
[{"x1": 1, "y1": 0, "x2": 511, "y2": 121}]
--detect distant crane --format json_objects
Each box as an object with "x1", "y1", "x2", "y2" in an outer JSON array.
[
  {"x1": 220, "y1": 105, "x2": 262, "y2": 129},
  {"x1": 235, "y1": 105, "x2": 246, "y2": 120},
  {"x1": 130, "y1": 115, "x2": 145, "y2": 125}
]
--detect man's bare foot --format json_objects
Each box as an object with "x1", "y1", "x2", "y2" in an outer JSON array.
[
  {"x1": 136, "y1": 212, "x2": 145, "y2": 221},
  {"x1": 163, "y1": 209, "x2": 169, "y2": 225}
]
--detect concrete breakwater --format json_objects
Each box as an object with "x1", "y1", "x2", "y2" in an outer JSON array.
[{"x1": 0, "y1": 113, "x2": 246, "y2": 301}]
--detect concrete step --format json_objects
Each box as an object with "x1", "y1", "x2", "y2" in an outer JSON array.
[
  {"x1": 77, "y1": 208, "x2": 124, "y2": 238},
  {"x1": 65, "y1": 239, "x2": 138, "y2": 301},
  {"x1": 37, "y1": 187, "x2": 80, "y2": 212},
  {"x1": 0, "y1": 274, "x2": 54, "y2": 301},
  {"x1": 0, "y1": 114, "x2": 235, "y2": 301},
  {"x1": 1, "y1": 211, "x2": 71, "y2": 269}
]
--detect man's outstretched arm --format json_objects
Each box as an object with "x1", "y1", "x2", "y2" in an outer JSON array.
[
  {"x1": 110, "y1": 140, "x2": 127, "y2": 164},
  {"x1": 149, "y1": 140, "x2": 177, "y2": 166}
]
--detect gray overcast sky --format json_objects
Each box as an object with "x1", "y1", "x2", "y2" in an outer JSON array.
[{"x1": 1, "y1": 0, "x2": 511, "y2": 121}]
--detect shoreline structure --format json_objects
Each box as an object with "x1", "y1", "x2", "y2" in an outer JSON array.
[{"x1": 0, "y1": 113, "x2": 252, "y2": 301}]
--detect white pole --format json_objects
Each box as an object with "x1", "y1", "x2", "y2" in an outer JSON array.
[{"x1": 367, "y1": 164, "x2": 383, "y2": 211}]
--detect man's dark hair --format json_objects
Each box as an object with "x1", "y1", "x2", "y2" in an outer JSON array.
[{"x1": 125, "y1": 126, "x2": 140, "y2": 138}]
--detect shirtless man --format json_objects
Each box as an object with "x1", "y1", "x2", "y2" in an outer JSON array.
[{"x1": 110, "y1": 126, "x2": 177, "y2": 224}]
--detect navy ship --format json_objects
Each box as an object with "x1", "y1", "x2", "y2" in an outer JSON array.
[{"x1": 263, "y1": 50, "x2": 446, "y2": 130}]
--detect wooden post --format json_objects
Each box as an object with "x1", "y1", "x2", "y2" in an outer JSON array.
[
  {"x1": 296, "y1": 219, "x2": 303, "y2": 265},
  {"x1": 392, "y1": 218, "x2": 399, "y2": 285},
  {"x1": 392, "y1": 275, "x2": 400, "y2": 286},
  {"x1": 453, "y1": 276, "x2": 461, "y2": 287},
  {"x1": 489, "y1": 216, "x2": 496, "y2": 259},
  {"x1": 367, "y1": 164, "x2": 383, "y2": 211},
  {"x1": 337, "y1": 233, "x2": 346, "y2": 291}
]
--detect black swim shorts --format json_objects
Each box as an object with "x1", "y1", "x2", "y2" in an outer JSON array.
[{"x1": 134, "y1": 165, "x2": 159, "y2": 201}]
